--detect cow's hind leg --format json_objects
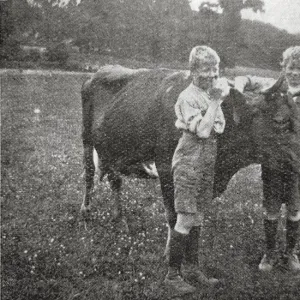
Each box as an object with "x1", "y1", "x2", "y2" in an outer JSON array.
[
  {"x1": 107, "y1": 169, "x2": 122, "y2": 220},
  {"x1": 107, "y1": 169, "x2": 129, "y2": 232},
  {"x1": 81, "y1": 144, "x2": 95, "y2": 217},
  {"x1": 157, "y1": 167, "x2": 177, "y2": 258}
]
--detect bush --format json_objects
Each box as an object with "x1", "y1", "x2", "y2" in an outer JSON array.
[
  {"x1": 0, "y1": 37, "x2": 22, "y2": 61},
  {"x1": 22, "y1": 49, "x2": 41, "y2": 62},
  {"x1": 64, "y1": 60, "x2": 85, "y2": 72},
  {"x1": 44, "y1": 43, "x2": 69, "y2": 66}
]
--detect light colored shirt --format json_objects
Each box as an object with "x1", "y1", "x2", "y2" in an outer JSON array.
[{"x1": 175, "y1": 83, "x2": 225, "y2": 137}]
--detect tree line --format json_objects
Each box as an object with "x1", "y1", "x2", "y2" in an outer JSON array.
[{"x1": 1, "y1": 0, "x2": 299, "y2": 69}]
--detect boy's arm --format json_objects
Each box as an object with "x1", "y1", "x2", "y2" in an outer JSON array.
[
  {"x1": 176, "y1": 91, "x2": 226, "y2": 138},
  {"x1": 176, "y1": 99, "x2": 221, "y2": 138},
  {"x1": 196, "y1": 102, "x2": 222, "y2": 138}
]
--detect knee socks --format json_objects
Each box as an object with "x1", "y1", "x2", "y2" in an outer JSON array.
[
  {"x1": 264, "y1": 219, "x2": 278, "y2": 251},
  {"x1": 168, "y1": 230, "x2": 188, "y2": 276},
  {"x1": 185, "y1": 226, "x2": 200, "y2": 265},
  {"x1": 286, "y1": 219, "x2": 300, "y2": 253}
]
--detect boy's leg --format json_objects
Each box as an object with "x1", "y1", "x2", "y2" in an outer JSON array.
[
  {"x1": 284, "y1": 172, "x2": 300, "y2": 271},
  {"x1": 183, "y1": 214, "x2": 219, "y2": 285},
  {"x1": 185, "y1": 225, "x2": 201, "y2": 265},
  {"x1": 259, "y1": 165, "x2": 282, "y2": 271},
  {"x1": 259, "y1": 213, "x2": 280, "y2": 271},
  {"x1": 164, "y1": 213, "x2": 196, "y2": 296},
  {"x1": 285, "y1": 212, "x2": 300, "y2": 271}
]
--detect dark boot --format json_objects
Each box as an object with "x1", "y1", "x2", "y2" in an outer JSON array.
[
  {"x1": 259, "y1": 219, "x2": 278, "y2": 271},
  {"x1": 285, "y1": 219, "x2": 300, "y2": 272},
  {"x1": 164, "y1": 230, "x2": 196, "y2": 296},
  {"x1": 183, "y1": 226, "x2": 219, "y2": 285}
]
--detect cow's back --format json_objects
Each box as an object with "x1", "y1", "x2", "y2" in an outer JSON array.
[{"x1": 82, "y1": 66, "x2": 146, "y2": 144}]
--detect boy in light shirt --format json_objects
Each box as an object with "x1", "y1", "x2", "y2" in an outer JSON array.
[{"x1": 165, "y1": 46, "x2": 230, "y2": 296}]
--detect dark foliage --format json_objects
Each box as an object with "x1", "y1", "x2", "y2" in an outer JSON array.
[
  {"x1": 44, "y1": 44, "x2": 69, "y2": 65},
  {"x1": 1, "y1": 0, "x2": 299, "y2": 69}
]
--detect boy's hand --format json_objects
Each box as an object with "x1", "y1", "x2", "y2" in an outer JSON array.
[{"x1": 209, "y1": 78, "x2": 231, "y2": 102}]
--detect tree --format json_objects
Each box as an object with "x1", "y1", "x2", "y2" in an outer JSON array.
[{"x1": 197, "y1": 0, "x2": 264, "y2": 68}]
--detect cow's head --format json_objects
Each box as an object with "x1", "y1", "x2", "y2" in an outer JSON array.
[
  {"x1": 226, "y1": 74, "x2": 300, "y2": 171},
  {"x1": 213, "y1": 82, "x2": 300, "y2": 196}
]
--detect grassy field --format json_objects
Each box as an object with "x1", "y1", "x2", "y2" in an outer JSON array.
[{"x1": 1, "y1": 69, "x2": 299, "y2": 300}]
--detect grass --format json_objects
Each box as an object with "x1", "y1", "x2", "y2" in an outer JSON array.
[{"x1": 1, "y1": 70, "x2": 299, "y2": 300}]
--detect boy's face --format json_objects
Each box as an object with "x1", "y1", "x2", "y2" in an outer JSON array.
[
  {"x1": 193, "y1": 64, "x2": 219, "y2": 90},
  {"x1": 285, "y1": 59, "x2": 300, "y2": 90}
]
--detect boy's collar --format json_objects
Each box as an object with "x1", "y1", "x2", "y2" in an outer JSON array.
[{"x1": 288, "y1": 86, "x2": 300, "y2": 97}]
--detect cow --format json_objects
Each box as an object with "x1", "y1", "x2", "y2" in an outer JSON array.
[{"x1": 80, "y1": 65, "x2": 299, "y2": 253}]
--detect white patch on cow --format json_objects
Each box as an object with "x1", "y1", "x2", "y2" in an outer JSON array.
[
  {"x1": 142, "y1": 162, "x2": 159, "y2": 178},
  {"x1": 166, "y1": 86, "x2": 173, "y2": 93},
  {"x1": 93, "y1": 148, "x2": 100, "y2": 173}
]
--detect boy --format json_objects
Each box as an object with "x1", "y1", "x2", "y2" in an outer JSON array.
[
  {"x1": 164, "y1": 46, "x2": 230, "y2": 295},
  {"x1": 235, "y1": 46, "x2": 300, "y2": 272}
]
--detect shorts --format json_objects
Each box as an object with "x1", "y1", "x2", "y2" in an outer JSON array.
[
  {"x1": 172, "y1": 131, "x2": 217, "y2": 214},
  {"x1": 261, "y1": 163, "x2": 300, "y2": 214}
]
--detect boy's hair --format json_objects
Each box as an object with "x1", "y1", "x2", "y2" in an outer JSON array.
[
  {"x1": 281, "y1": 46, "x2": 300, "y2": 68},
  {"x1": 189, "y1": 46, "x2": 220, "y2": 74}
]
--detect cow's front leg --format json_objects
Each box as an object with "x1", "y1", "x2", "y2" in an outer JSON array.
[
  {"x1": 107, "y1": 169, "x2": 122, "y2": 220},
  {"x1": 81, "y1": 145, "x2": 95, "y2": 218}
]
